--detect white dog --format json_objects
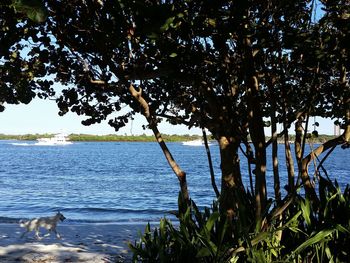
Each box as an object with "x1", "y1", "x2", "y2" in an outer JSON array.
[{"x1": 19, "y1": 211, "x2": 66, "y2": 239}]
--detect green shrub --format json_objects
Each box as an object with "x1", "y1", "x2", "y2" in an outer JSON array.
[
  {"x1": 130, "y1": 180, "x2": 350, "y2": 263},
  {"x1": 129, "y1": 195, "x2": 232, "y2": 262}
]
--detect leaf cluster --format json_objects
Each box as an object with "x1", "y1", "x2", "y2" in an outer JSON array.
[
  {"x1": 131, "y1": 178, "x2": 350, "y2": 262},
  {"x1": 0, "y1": 1, "x2": 348, "y2": 136}
]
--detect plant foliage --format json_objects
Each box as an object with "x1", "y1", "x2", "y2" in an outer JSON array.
[{"x1": 131, "y1": 181, "x2": 350, "y2": 262}]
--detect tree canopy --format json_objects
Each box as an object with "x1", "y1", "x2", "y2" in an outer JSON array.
[{"x1": 1, "y1": 0, "x2": 349, "y2": 218}]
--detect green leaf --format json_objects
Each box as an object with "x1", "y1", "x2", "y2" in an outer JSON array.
[
  {"x1": 12, "y1": 0, "x2": 48, "y2": 23},
  {"x1": 198, "y1": 236, "x2": 218, "y2": 255},
  {"x1": 160, "y1": 16, "x2": 175, "y2": 31},
  {"x1": 300, "y1": 199, "x2": 311, "y2": 227},
  {"x1": 26, "y1": 8, "x2": 47, "y2": 23},
  {"x1": 206, "y1": 18, "x2": 216, "y2": 27},
  {"x1": 159, "y1": 218, "x2": 166, "y2": 237},
  {"x1": 251, "y1": 231, "x2": 270, "y2": 246},
  {"x1": 219, "y1": 218, "x2": 229, "y2": 245},
  {"x1": 285, "y1": 211, "x2": 302, "y2": 227},
  {"x1": 169, "y1": 53, "x2": 177, "y2": 58},
  {"x1": 205, "y1": 212, "x2": 219, "y2": 232},
  {"x1": 177, "y1": 12, "x2": 184, "y2": 18},
  {"x1": 293, "y1": 229, "x2": 335, "y2": 255},
  {"x1": 334, "y1": 224, "x2": 350, "y2": 234}
]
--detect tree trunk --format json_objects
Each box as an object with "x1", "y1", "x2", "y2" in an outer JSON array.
[
  {"x1": 128, "y1": 84, "x2": 190, "y2": 202},
  {"x1": 241, "y1": 34, "x2": 267, "y2": 219},
  {"x1": 247, "y1": 75, "x2": 267, "y2": 219},
  {"x1": 284, "y1": 120, "x2": 295, "y2": 193},
  {"x1": 295, "y1": 116, "x2": 303, "y2": 171},
  {"x1": 271, "y1": 111, "x2": 281, "y2": 204},
  {"x1": 203, "y1": 128, "x2": 220, "y2": 198},
  {"x1": 218, "y1": 136, "x2": 244, "y2": 219},
  {"x1": 267, "y1": 76, "x2": 280, "y2": 204}
]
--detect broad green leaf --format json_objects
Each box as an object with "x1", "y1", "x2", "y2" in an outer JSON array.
[
  {"x1": 219, "y1": 218, "x2": 229, "y2": 245},
  {"x1": 205, "y1": 212, "x2": 219, "y2": 232},
  {"x1": 293, "y1": 229, "x2": 335, "y2": 255},
  {"x1": 334, "y1": 224, "x2": 350, "y2": 234},
  {"x1": 300, "y1": 199, "x2": 311, "y2": 227},
  {"x1": 159, "y1": 219, "x2": 166, "y2": 237}
]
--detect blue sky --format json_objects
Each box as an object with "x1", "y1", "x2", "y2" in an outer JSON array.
[{"x1": 0, "y1": 96, "x2": 337, "y2": 136}]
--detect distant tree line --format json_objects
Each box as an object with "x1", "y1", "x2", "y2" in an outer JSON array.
[
  {"x1": 0, "y1": 133, "x2": 338, "y2": 144},
  {"x1": 0, "y1": 133, "x2": 202, "y2": 142}
]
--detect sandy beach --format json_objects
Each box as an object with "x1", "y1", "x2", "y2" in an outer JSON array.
[{"x1": 0, "y1": 222, "x2": 146, "y2": 262}]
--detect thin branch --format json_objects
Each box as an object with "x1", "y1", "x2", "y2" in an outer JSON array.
[
  {"x1": 297, "y1": 113, "x2": 310, "y2": 186},
  {"x1": 202, "y1": 128, "x2": 220, "y2": 198},
  {"x1": 128, "y1": 83, "x2": 190, "y2": 202},
  {"x1": 301, "y1": 127, "x2": 349, "y2": 205},
  {"x1": 240, "y1": 141, "x2": 255, "y2": 195},
  {"x1": 265, "y1": 111, "x2": 306, "y2": 148},
  {"x1": 316, "y1": 145, "x2": 336, "y2": 181}
]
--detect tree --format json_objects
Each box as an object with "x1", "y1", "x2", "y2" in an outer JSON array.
[
  {"x1": 1, "y1": 0, "x2": 349, "y2": 224},
  {"x1": 0, "y1": 0, "x2": 52, "y2": 111}
]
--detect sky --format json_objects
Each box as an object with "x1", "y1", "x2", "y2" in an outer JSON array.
[
  {"x1": 0, "y1": 96, "x2": 337, "y2": 136},
  {"x1": 0, "y1": 98, "x2": 202, "y2": 136}
]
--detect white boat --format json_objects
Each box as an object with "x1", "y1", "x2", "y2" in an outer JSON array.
[
  {"x1": 35, "y1": 133, "x2": 72, "y2": 146},
  {"x1": 182, "y1": 139, "x2": 213, "y2": 146}
]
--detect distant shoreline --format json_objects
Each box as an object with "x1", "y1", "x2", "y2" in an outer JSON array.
[
  {"x1": 0, "y1": 133, "x2": 202, "y2": 142},
  {"x1": 0, "y1": 133, "x2": 337, "y2": 144}
]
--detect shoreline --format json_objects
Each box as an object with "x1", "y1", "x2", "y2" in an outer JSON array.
[
  {"x1": 0, "y1": 134, "x2": 336, "y2": 144},
  {"x1": 0, "y1": 134, "x2": 202, "y2": 143},
  {"x1": 0, "y1": 222, "x2": 146, "y2": 262}
]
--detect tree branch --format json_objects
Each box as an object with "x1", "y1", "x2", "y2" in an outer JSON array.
[
  {"x1": 128, "y1": 83, "x2": 190, "y2": 202},
  {"x1": 301, "y1": 125, "x2": 349, "y2": 205},
  {"x1": 202, "y1": 128, "x2": 220, "y2": 198}
]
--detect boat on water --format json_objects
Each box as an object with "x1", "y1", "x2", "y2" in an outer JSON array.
[
  {"x1": 182, "y1": 139, "x2": 213, "y2": 146},
  {"x1": 35, "y1": 133, "x2": 72, "y2": 146}
]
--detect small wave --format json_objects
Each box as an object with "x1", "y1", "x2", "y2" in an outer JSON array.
[
  {"x1": 0, "y1": 216, "x2": 176, "y2": 225},
  {"x1": 61, "y1": 207, "x2": 168, "y2": 215}
]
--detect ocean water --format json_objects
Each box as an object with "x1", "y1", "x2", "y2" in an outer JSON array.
[{"x1": 0, "y1": 140, "x2": 349, "y2": 224}]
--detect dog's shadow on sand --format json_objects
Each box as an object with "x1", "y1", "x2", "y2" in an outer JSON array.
[{"x1": 0, "y1": 223, "x2": 141, "y2": 262}]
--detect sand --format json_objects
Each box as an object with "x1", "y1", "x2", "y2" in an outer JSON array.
[{"x1": 0, "y1": 222, "x2": 147, "y2": 262}]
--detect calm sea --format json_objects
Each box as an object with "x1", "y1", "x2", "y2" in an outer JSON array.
[{"x1": 0, "y1": 140, "x2": 349, "y2": 224}]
